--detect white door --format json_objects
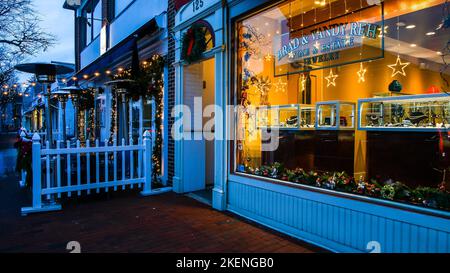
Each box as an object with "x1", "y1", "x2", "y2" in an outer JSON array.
[{"x1": 182, "y1": 62, "x2": 206, "y2": 192}]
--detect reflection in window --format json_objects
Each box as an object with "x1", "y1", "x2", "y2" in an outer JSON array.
[
  {"x1": 115, "y1": 0, "x2": 134, "y2": 17},
  {"x1": 84, "y1": 0, "x2": 102, "y2": 45}
]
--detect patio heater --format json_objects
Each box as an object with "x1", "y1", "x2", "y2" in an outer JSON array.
[
  {"x1": 59, "y1": 86, "x2": 83, "y2": 140},
  {"x1": 15, "y1": 63, "x2": 74, "y2": 148},
  {"x1": 105, "y1": 79, "x2": 135, "y2": 143},
  {"x1": 52, "y1": 89, "x2": 70, "y2": 142}
]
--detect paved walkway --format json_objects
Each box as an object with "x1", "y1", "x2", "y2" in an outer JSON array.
[{"x1": 0, "y1": 174, "x2": 324, "y2": 253}]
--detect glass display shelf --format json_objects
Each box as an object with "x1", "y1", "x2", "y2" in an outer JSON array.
[
  {"x1": 316, "y1": 101, "x2": 356, "y2": 130},
  {"x1": 358, "y1": 93, "x2": 450, "y2": 132},
  {"x1": 255, "y1": 104, "x2": 316, "y2": 130}
]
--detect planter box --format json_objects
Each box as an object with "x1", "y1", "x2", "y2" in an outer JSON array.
[{"x1": 227, "y1": 174, "x2": 450, "y2": 253}]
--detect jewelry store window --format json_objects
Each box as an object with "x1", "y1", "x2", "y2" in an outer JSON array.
[{"x1": 234, "y1": 0, "x2": 450, "y2": 212}]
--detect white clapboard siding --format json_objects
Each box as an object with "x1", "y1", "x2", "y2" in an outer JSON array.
[{"x1": 227, "y1": 175, "x2": 450, "y2": 253}]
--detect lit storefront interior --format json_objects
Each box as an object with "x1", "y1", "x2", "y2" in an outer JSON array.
[{"x1": 234, "y1": 0, "x2": 450, "y2": 212}]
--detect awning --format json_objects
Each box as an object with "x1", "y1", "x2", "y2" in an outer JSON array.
[{"x1": 70, "y1": 12, "x2": 166, "y2": 85}]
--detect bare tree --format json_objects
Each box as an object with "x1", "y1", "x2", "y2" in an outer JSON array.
[{"x1": 0, "y1": 0, "x2": 56, "y2": 86}]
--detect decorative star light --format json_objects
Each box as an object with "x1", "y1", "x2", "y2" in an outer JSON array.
[
  {"x1": 325, "y1": 69, "x2": 338, "y2": 87},
  {"x1": 314, "y1": 41, "x2": 321, "y2": 50},
  {"x1": 288, "y1": 51, "x2": 295, "y2": 59},
  {"x1": 264, "y1": 54, "x2": 273, "y2": 62},
  {"x1": 387, "y1": 55, "x2": 410, "y2": 77},
  {"x1": 357, "y1": 63, "x2": 367, "y2": 83},
  {"x1": 274, "y1": 79, "x2": 287, "y2": 93}
]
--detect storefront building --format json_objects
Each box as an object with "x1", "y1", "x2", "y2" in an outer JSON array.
[
  {"x1": 173, "y1": 0, "x2": 450, "y2": 252},
  {"x1": 64, "y1": 0, "x2": 170, "y2": 183}
]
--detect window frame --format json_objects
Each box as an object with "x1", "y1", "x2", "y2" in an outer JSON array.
[
  {"x1": 112, "y1": 0, "x2": 137, "y2": 22},
  {"x1": 82, "y1": 0, "x2": 102, "y2": 48},
  {"x1": 228, "y1": 0, "x2": 450, "y2": 216}
]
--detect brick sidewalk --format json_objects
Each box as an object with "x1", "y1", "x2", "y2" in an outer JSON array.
[{"x1": 0, "y1": 175, "x2": 324, "y2": 253}]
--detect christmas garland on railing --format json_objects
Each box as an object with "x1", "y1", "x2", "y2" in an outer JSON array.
[
  {"x1": 111, "y1": 54, "x2": 165, "y2": 181},
  {"x1": 77, "y1": 88, "x2": 95, "y2": 111}
]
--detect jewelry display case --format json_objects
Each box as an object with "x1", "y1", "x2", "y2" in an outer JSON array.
[
  {"x1": 256, "y1": 104, "x2": 316, "y2": 130},
  {"x1": 316, "y1": 101, "x2": 356, "y2": 130},
  {"x1": 358, "y1": 93, "x2": 450, "y2": 131}
]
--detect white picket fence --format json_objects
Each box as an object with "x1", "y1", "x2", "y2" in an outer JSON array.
[{"x1": 21, "y1": 130, "x2": 171, "y2": 215}]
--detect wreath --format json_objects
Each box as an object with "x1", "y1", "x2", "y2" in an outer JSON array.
[{"x1": 181, "y1": 24, "x2": 207, "y2": 64}]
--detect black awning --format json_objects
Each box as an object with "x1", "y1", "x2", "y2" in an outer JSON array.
[{"x1": 70, "y1": 14, "x2": 163, "y2": 85}]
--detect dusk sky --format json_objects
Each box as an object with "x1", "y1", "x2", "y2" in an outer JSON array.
[{"x1": 18, "y1": 0, "x2": 74, "y2": 82}]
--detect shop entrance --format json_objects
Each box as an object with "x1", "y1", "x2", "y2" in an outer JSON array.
[{"x1": 182, "y1": 58, "x2": 215, "y2": 203}]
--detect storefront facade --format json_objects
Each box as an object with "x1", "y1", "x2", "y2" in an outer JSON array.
[
  {"x1": 174, "y1": 0, "x2": 450, "y2": 253},
  {"x1": 65, "y1": 0, "x2": 170, "y2": 183},
  {"x1": 172, "y1": 0, "x2": 228, "y2": 209}
]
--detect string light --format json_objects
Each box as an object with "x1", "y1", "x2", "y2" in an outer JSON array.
[
  {"x1": 357, "y1": 63, "x2": 367, "y2": 83},
  {"x1": 274, "y1": 79, "x2": 287, "y2": 93},
  {"x1": 387, "y1": 14, "x2": 410, "y2": 77},
  {"x1": 388, "y1": 55, "x2": 410, "y2": 77},
  {"x1": 325, "y1": 69, "x2": 338, "y2": 87},
  {"x1": 264, "y1": 54, "x2": 273, "y2": 62}
]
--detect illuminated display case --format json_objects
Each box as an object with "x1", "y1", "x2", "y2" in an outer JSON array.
[
  {"x1": 256, "y1": 104, "x2": 316, "y2": 130},
  {"x1": 358, "y1": 93, "x2": 450, "y2": 132},
  {"x1": 316, "y1": 101, "x2": 356, "y2": 130}
]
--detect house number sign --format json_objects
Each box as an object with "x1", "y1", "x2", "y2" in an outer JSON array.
[{"x1": 192, "y1": 0, "x2": 204, "y2": 12}]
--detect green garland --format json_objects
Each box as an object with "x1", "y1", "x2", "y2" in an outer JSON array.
[
  {"x1": 111, "y1": 55, "x2": 165, "y2": 181},
  {"x1": 243, "y1": 162, "x2": 450, "y2": 211},
  {"x1": 181, "y1": 24, "x2": 207, "y2": 64}
]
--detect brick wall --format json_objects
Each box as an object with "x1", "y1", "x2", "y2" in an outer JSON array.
[{"x1": 167, "y1": 0, "x2": 176, "y2": 184}]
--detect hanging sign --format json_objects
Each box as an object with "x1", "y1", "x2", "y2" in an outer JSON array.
[{"x1": 274, "y1": 3, "x2": 384, "y2": 76}]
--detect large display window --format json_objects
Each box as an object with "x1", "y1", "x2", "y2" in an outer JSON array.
[{"x1": 234, "y1": 0, "x2": 450, "y2": 211}]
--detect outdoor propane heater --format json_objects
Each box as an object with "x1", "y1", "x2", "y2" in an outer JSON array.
[
  {"x1": 105, "y1": 79, "x2": 136, "y2": 143},
  {"x1": 15, "y1": 63, "x2": 74, "y2": 148},
  {"x1": 52, "y1": 89, "x2": 70, "y2": 142},
  {"x1": 15, "y1": 63, "x2": 73, "y2": 208},
  {"x1": 59, "y1": 85, "x2": 83, "y2": 140}
]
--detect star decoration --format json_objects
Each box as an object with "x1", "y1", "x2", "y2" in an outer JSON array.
[
  {"x1": 288, "y1": 51, "x2": 295, "y2": 59},
  {"x1": 264, "y1": 54, "x2": 273, "y2": 62},
  {"x1": 325, "y1": 69, "x2": 338, "y2": 87},
  {"x1": 387, "y1": 55, "x2": 410, "y2": 77},
  {"x1": 274, "y1": 79, "x2": 287, "y2": 93},
  {"x1": 357, "y1": 63, "x2": 367, "y2": 83},
  {"x1": 313, "y1": 41, "x2": 321, "y2": 50}
]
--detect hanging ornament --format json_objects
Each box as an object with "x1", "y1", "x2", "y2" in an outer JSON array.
[
  {"x1": 251, "y1": 76, "x2": 272, "y2": 105},
  {"x1": 274, "y1": 79, "x2": 287, "y2": 93},
  {"x1": 325, "y1": 69, "x2": 338, "y2": 87},
  {"x1": 300, "y1": 74, "x2": 306, "y2": 91},
  {"x1": 357, "y1": 63, "x2": 367, "y2": 83},
  {"x1": 387, "y1": 55, "x2": 410, "y2": 77}
]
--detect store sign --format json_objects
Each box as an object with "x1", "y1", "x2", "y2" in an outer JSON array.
[
  {"x1": 274, "y1": 4, "x2": 384, "y2": 76},
  {"x1": 277, "y1": 22, "x2": 380, "y2": 62}
]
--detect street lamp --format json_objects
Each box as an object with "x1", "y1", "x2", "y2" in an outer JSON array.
[
  {"x1": 59, "y1": 86, "x2": 83, "y2": 140},
  {"x1": 15, "y1": 63, "x2": 74, "y2": 148},
  {"x1": 52, "y1": 89, "x2": 70, "y2": 143}
]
